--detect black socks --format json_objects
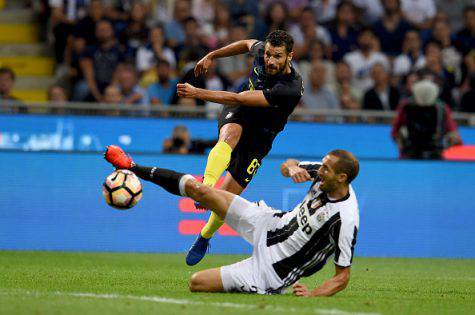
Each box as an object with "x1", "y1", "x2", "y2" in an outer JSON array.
[{"x1": 131, "y1": 165, "x2": 185, "y2": 196}]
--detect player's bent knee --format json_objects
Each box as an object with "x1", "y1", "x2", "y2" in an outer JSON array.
[
  {"x1": 185, "y1": 180, "x2": 213, "y2": 201},
  {"x1": 189, "y1": 269, "x2": 223, "y2": 293},
  {"x1": 220, "y1": 124, "x2": 242, "y2": 147},
  {"x1": 189, "y1": 272, "x2": 206, "y2": 292}
]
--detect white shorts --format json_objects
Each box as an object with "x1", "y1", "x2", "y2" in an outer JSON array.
[{"x1": 220, "y1": 196, "x2": 286, "y2": 294}]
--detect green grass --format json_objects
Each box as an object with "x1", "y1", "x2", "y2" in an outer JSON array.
[{"x1": 0, "y1": 251, "x2": 473, "y2": 315}]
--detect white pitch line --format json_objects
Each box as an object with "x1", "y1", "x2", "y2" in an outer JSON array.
[{"x1": 0, "y1": 289, "x2": 381, "y2": 315}]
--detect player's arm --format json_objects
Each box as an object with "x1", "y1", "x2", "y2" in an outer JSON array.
[
  {"x1": 280, "y1": 159, "x2": 311, "y2": 183},
  {"x1": 293, "y1": 266, "x2": 350, "y2": 297},
  {"x1": 176, "y1": 83, "x2": 270, "y2": 107},
  {"x1": 194, "y1": 39, "x2": 258, "y2": 77}
]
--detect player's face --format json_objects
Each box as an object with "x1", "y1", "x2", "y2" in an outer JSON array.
[
  {"x1": 318, "y1": 155, "x2": 341, "y2": 192},
  {"x1": 264, "y1": 43, "x2": 291, "y2": 76}
]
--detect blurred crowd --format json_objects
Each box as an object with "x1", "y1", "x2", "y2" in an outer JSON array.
[{"x1": 3, "y1": 0, "x2": 475, "y2": 116}]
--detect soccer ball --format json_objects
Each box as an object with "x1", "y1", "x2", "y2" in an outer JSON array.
[{"x1": 102, "y1": 170, "x2": 142, "y2": 210}]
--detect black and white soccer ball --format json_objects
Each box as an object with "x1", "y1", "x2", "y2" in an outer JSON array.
[{"x1": 102, "y1": 170, "x2": 142, "y2": 210}]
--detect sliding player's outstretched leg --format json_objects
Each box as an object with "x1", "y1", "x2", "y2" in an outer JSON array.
[{"x1": 104, "y1": 144, "x2": 235, "y2": 216}]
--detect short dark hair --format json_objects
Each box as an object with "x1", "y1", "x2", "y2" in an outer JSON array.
[
  {"x1": 0, "y1": 67, "x2": 15, "y2": 81},
  {"x1": 329, "y1": 149, "x2": 359, "y2": 183},
  {"x1": 156, "y1": 58, "x2": 170, "y2": 67},
  {"x1": 265, "y1": 30, "x2": 294, "y2": 54},
  {"x1": 463, "y1": 4, "x2": 475, "y2": 16},
  {"x1": 183, "y1": 16, "x2": 198, "y2": 25}
]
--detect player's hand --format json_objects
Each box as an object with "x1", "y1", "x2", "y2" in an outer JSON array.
[
  {"x1": 194, "y1": 54, "x2": 213, "y2": 77},
  {"x1": 288, "y1": 166, "x2": 311, "y2": 183},
  {"x1": 177, "y1": 83, "x2": 198, "y2": 98},
  {"x1": 292, "y1": 283, "x2": 311, "y2": 297}
]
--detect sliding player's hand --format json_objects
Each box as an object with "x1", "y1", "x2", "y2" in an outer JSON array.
[
  {"x1": 288, "y1": 166, "x2": 311, "y2": 183},
  {"x1": 177, "y1": 83, "x2": 198, "y2": 98},
  {"x1": 194, "y1": 55, "x2": 212, "y2": 77},
  {"x1": 292, "y1": 283, "x2": 310, "y2": 297}
]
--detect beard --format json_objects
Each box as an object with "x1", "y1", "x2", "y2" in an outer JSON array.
[{"x1": 265, "y1": 60, "x2": 288, "y2": 75}]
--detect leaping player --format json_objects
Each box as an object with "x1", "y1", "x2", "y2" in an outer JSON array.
[{"x1": 176, "y1": 30, "x2": 304, "y2": 265}]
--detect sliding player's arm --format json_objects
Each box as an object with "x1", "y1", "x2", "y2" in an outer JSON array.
[
  {"x1": 293, "y1": 266, "x2": 350, "y2": 297},
  {"x1": 194, "y1": 39, "x2": 258, "y2": 76},
  {"x1": 177, "y1": 83, "x2": 271, "y2": 107},
  {"x1": 280, "y1": 159, "x2": 311, "y2": 183}
]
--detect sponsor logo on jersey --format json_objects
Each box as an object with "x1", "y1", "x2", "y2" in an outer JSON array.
[{"x1": 298, "y1": 204, "x2": 313, "y2": 235}]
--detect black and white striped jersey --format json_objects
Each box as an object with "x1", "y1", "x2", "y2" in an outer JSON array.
[{"x1": 265, "y1": 163, "x2": 359, "y2": 287}]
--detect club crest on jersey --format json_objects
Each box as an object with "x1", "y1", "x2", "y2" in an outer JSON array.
[{"x1": 316, "y1": 211, "x2": 327, "y2": 224}]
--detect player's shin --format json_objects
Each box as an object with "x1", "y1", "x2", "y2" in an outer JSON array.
[
  {"x1": 130, "y1": 165, "x2": 193, "y2": 196},
  {"x1": 201, "y1": 212, "x2": 224, "y2": 239},
  {"x1": 202, "y1": 141, "x2": 232, "y2": 187}
]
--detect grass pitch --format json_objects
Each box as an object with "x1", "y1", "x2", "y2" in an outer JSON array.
[{"x1": 0, "y1": 251, "x2": 473, "y2": 315}]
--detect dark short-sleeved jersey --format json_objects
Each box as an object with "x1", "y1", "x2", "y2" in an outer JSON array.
[{"x1": 233, "y1": 41, "x2": 303, "y2": 133}]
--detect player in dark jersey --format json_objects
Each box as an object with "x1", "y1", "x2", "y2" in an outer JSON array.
[{"x1": 176, "y1": 30, "x2": 304, "y2": 266}]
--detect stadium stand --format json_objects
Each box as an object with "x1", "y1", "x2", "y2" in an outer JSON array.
[{"x1": 0, "y1": 0, "x2": 54, "y2": 102}]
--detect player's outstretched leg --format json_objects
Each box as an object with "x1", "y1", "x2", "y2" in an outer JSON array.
[{"x1": 104, "y1": 145, "x2": 134, "y2": 169}]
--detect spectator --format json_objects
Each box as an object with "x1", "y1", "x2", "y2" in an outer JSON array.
[
  {"x1": 101, "y1": 0, "x2": 143, "y2": 21},
  {"x1": 47, "y1": 84, "x2": 69, "y2": 114},
  {"x1": 455, "y1": 5, "x2": 475, "y2": 56},
  {"x1": 262, "y1": 1, "x2": 289, "y2": 36},
  {"x1": 174, "y1": 17, "x2": 208, "y2": 71},
  {"x1": 147, "y1": 59, "x2": 178, "y2": 105},
  {"x1": 330, "y1": 61, "x2": 362, "y2": 109},
  {"x1": 73, "y1": 0, "x2": 105, "y2": 47},
  {"x1": 162, "y1": 125, "x2": 216, "y2": 155},
  {"x1": 104, "y1": 85, "x2": 123, "y2": 103},
  {"x1": 372, "y1": 0, "x2": 412, "y2": 57},
  {"x1": 222, "y1": 0, "x2": 259, "y2": 24},
  {"x1": 202, "y1": 2, "x2": 232, "y2": 49},
  {"x1": 431, "y1": 20, "x2": 463, "y2": 83},
  {"x1": 353, "y1": 0, "x2": 384, "y2": 25},
  {"x1": 203, "y1": 60, "x2": 230, "y2": 118},
  {"x1": 119, "y1": 2, "x2": 149, "y2": 57},
  {"x1": 401, "y1": 0, "x2": 436, "y2": 30},
  {"x1": 117, "y1": 65, "x2": 149, "y2": 106},
  {"x1": 192, "y1": 0, "x2": 215, "y2": 27},
  {"x1": 0, "y1": 67, "x2": 18, "y2": 101},
  {"x1": 289, "y1": 6, "x2": 332, "y2": 60},
  {"x1": 262, "y1": 0, "x2": 309, "y2": 21},
  {"x1": 393, "y1": 30, "x2": 426, "y2": 79},
  {"x1": 344, "y1": 28, "x2": 390, "y2": 92},
  {"x1": 310, "y1": 0, "x2": 339, "y2": 25},
  {"x1": 460, "y1": 51, "x2": 475, "y2": 93},
  {"x1": 49, "y1": 0, "x2": 88, "y2": 63},
  {"x1": 419, "y1": 41, "x2": 456, "y2": 107},
  {"x1": 217, "y1": 23, "x2": 250, "y2": 84},
  {"x1": 165, "y1": 0, "x2": 192, "y2": 49},
  {"x1": 363, "y1": 63, "x2": 400, "y2": 110},
  {"x1": 328, "y1": 1, "x2": 359, "y2": 61},
  {"x1": 392, "y1": 79, "x2": 462, "y2": 159},
  {"x1": 460, "y1": 74, "x2": 475, "y2": 112},
  {"x1": 47, "y1": 85, "x2": 68, "y2": 103},
  {"x1": 302, "y1": 61, "x2": 340, "y2": 111},
  {"x1": 297, "y1": 39, "x2": 336, "y2": 88},
  {"x1": 135, "y1": 24, "x2": 176, "y2": 74},
  {"x1": 399, "y1": 71, "x2": 419, "y2": 98},
  {"x1": 231, "y1": 53, "x2": 255, "y2": 92},
  {"x1": 435, "y1": 0, "x2": 472, "y2": 31},
  {"x1": 77, "y1": 19, "x2": 126, "y2": 102}
]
